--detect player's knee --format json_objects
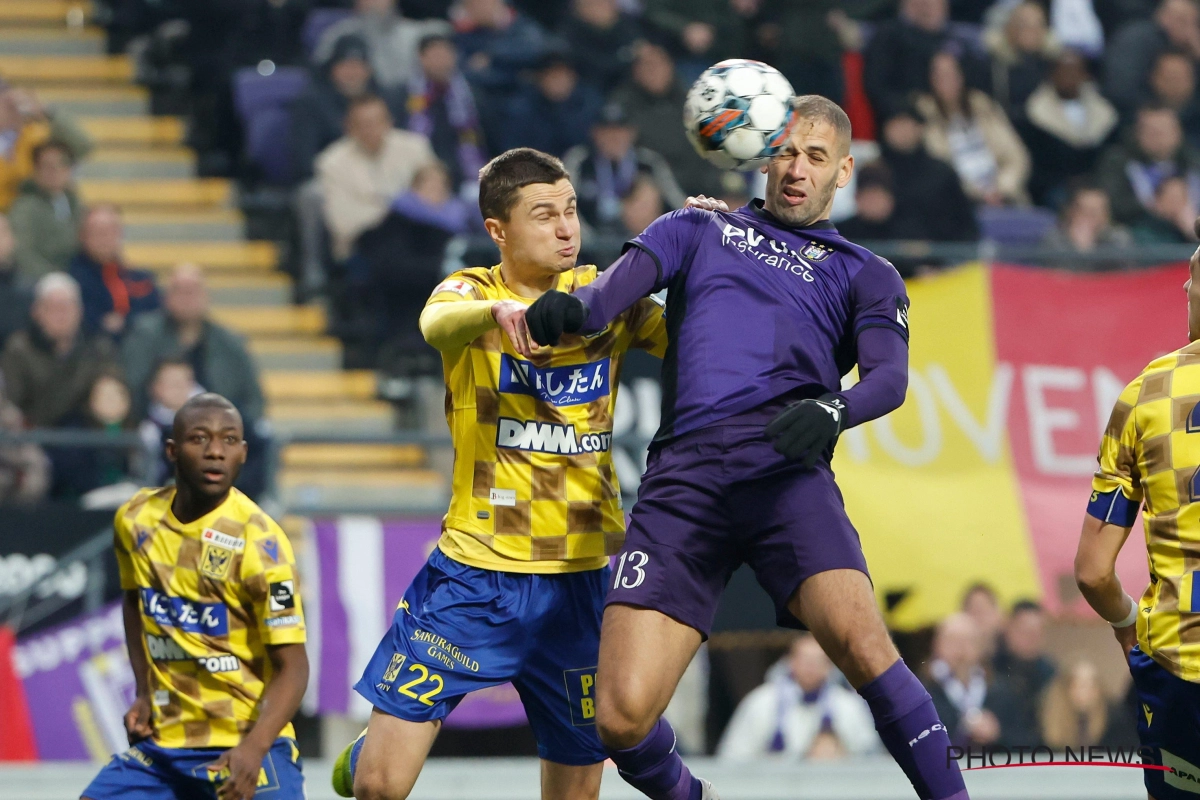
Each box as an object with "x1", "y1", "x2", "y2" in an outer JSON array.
[
  {"x1": 595, "y1": 692, "x2": 655, "y2": 750},
  {"x1": 353, "y1": 760, "x2": 415, "y2": 800}
]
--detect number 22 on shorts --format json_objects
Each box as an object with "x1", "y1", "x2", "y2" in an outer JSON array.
[
  {"x1": 613, "y1": 550, "x2": 649, "y2": 589},
  {"x1": 381, "y1": 654, "x2": 445, "y2": 706}
]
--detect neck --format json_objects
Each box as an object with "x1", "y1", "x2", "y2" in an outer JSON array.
[
  {"x1": 176, "y1": 319, "x2": 204, "y2": 348},
  {"x1": 499, "y1": 259, "x2": 559, "y2": 297},
  {"x1": 51, "y1": 333, "x2": 75, "y2": 355},
  {"x1": 951, "y1": 663, "x2": 974, "y2": 684},
  {"x1": 172, "y1": 482, "x2": 228, "y2": 524}
]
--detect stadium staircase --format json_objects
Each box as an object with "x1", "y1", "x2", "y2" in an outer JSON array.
[{"x1": 4, "y1": 1, "x2": 445, "y2": 512}]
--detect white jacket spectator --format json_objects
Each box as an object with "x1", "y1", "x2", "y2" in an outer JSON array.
[
  {"x1": 717, "y1": 635, "x2": 879, "y2": 761},
  {"x1": 318, "y1": 95, "x2": 436, "y2": 261},
  {"x1": 314, "y1": 0, "x2": 452, "y2": 89}
]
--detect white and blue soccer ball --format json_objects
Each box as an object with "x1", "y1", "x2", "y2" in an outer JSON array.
[{"x1": 684, "y1": 59, "x2": 796, "y2": 171}]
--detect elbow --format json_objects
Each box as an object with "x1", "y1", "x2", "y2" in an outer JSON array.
[{"x1": 1073, "y1": 554, "x2": 1113, "y2": 594}]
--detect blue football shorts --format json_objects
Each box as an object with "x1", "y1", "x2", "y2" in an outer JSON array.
[
  {"x1": 1129, "y1": 646, "x2": 1200, "y2": 800},
  {"x1": 81, "y1": 737, "x2": 304, "y2": 800},
  {"x1": 355, "y1": 548, "x2": 608, "y2": 765}
]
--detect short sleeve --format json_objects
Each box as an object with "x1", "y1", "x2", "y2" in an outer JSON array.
[
  {"x1": 626, "y1": 208, "x2": 706, "y2": 290},
  {"x1": 1089, "y1": 376, "x2": 1145, "y2": 525},
  {"x1": 624, "y1": 296, "x2": 668, "y2": 358},
  {"x1": 850, "y1": 256, "x2": 910, "y2": 342},
  {"x1": 241, "y1": 524, "x2": 307, "y2": 645},
  {"x1": 113, "y1": 505, "x2": 137, "y2": 591}
]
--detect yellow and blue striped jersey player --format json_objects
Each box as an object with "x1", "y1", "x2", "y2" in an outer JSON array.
[
  {"x1": 1076, "y1": 228, "x2": 1200, "y2": 800},
  {"x1": 332, "y1": 148, "x2": 667, "y2": 800},
  {"x1": 82, "y1": 393, "x2": 309, "y2": 800}
]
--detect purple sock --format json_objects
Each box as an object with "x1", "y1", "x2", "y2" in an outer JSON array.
[
  {"x1": 605, "y1": 718, "x2": 702, "y2": 800},
  {"x1": 859, "y1": 660, "x2": 969, "y2": 800}
]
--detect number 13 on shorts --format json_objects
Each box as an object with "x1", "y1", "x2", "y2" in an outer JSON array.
[
  {"x1": 563, "y1": 667, "x2": 599, "y2": 726},
  {"x1": 613, "y1": 550, "x2": 649, "y2": 589}
]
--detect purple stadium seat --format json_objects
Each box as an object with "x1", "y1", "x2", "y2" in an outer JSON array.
[
  {"x1": 233, "y1": 67, "x2": 310, "y2": 185},
  {"x1": 303, "y1": 8, "x2": 354, "y2": 57},
  {"x1": 976, "y1": 205, "x2": 1058, "y2": 246}
]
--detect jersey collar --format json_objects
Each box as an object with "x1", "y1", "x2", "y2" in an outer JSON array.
[{"x1": 746, "y1": 198, "x2": 837, "y2": 231}]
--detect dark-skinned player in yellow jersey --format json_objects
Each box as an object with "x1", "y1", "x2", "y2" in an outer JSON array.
[{"x1": 82, "y1": 394, "x2": 310, "y2": 800}]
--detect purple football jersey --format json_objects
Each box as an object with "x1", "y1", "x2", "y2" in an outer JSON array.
[{"x1": 631, "y1": 201, "x2": 909, "y2": 441}]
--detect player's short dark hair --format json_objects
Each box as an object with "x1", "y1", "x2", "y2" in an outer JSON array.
[
  {"x1": 171, "y1": 392, "x2": 241, "y2": 439},
  {"x1": 792, "y1": 95, "x2": 852, "y2": 156},
  {"x1": 32, "y1": 139, "x2": 74, "y2": 167},
  {"x1": 477, "y1": 148, "x2": 569, "y2": 221},
  {"x1": 1010, "y1": 599, "x2": 1043, "y2": 617}
]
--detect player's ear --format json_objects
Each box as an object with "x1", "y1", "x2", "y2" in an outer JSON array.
[
  {"x1": 484, "y1": 217, "x2": 506, "y2": 248},
  {"x1": 837, "y1": 154, "x2": 854, "y2": 189},
  {"x1": 165, "y1": 438, "x2": 177, "y2": 465}
]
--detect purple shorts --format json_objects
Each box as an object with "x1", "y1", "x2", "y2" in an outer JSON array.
[{"x1": 607, "y1": 424, "x2": 869, "y2": 636}]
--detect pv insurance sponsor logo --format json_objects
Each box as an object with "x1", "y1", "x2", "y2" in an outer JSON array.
[
  {"x1": 499, "y1": 355, "x2": 611, "y2": 406},
  {"x1": 140, "y1": 587, "x2": 230, "y2": 636},
  {"x1": 496, "y1": 418, "x2": 612, "y2": 455},
  {"x1": 720, "y1": 222, "x2": 815, "y2": 282}
]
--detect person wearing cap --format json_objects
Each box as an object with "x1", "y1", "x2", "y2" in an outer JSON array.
[
  {"x1": 563, "y1": 101, "x2": 685, "y2": 235},
  {"x1": 499, "y1": 50, "x2": 602, "y2": 157},
  {"x1": 313, "y1": 0, "x2": 451, "y2": 90}
]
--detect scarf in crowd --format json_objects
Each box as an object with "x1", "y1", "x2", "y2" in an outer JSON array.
[
  {"x1": 407, "y1": 73, "x2": 486, "y2": 182},
  {"x1": 768, "y1": 673, "x2": 835, "y2": 753},
  {"x1": 929, "y1": 659, "x2": 988, "y2": 718}
]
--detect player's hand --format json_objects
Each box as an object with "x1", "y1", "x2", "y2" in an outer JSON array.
[
  {"x1": 684, "y1": 195, "x2": 729, "y2": 212},
  {"x1": 526, "y1": 290, "x2": 585, "y2": 347},
  {"x1": 124, "y1": 694, "x2": 154, "y2": 743},
  {"x1": 212, "y1": 741, "x2": 268, "y2": 800},
  {"x1": 765, "y1": 393, "x2": 846, "y2": 468},
  {"x1": 1114, "y1": 622, "x2": 1138, "y2": 661},
  {"x1": 492, "y1": 299, "x2": 535, "y2": 357}
]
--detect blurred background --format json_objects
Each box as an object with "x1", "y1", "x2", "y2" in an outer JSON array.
[{"x1": 0, "y1": 0, "x2": 1189, "y2": 797}]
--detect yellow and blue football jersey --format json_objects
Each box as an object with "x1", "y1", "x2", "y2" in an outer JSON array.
[
  {"x1": 428, "y1": 264, "x2": 667, "y2": 574},
  {"x1": 113, "y1": 486, "x2": 306, "y2": 749}
]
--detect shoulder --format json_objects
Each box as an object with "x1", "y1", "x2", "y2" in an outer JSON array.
[
  {"x1": 223, "y1": 489, "x2": 286, "y2": 540},
  {"x1": 3, "y1": 329, "x2": 32, "y2": 355},
  {"x1": 833, "y1": 234, "x2": 903, "y2": 283},
  {"x1": 432, "y1": 266, "x2": 496, "y2": 300},
  {"x1": 568, "y1": 265, "x2": 599, "y2": 289},
  {"x1": 116, "y1": 486, "x2": 169, "y2": 527},
  {"x1": 643, "y1": 207, "x2": 712, "y2": 236},
  {"x1": 387, "y1": 128, "x2": 432, "y2": 152}
]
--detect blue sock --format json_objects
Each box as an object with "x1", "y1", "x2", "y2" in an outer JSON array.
[
  {"x1": 858, "y1": 660, "x2": 969, "y2": 800},
  {"x1": 349, "y1": 733, "x2": 365, "y2": 781},
  {"x1": 605, "y1": 718, "x2": 702, "y2": 800}
]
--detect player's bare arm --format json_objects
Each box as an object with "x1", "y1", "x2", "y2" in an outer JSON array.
[
  {"x1": 1074, "y1": 515, "x2": 1138, "y2": 657},
  {"x1": 121, "y1": 588, "x2": 154, "y2": 743},
  {"x1": 212, "y1": 643, "x2": 309, "y2": 800}
]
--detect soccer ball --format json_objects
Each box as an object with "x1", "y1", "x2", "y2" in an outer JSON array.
[{"x1": 684, "y1": 59, "x2": 796, "y2": 171}]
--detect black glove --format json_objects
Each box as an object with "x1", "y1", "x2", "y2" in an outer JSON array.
[
  {"x1": 526, "y1": 290, "x2": 585, "y2": 346},
  {"x1": 765, "y1": 393, "x2": 847, "y2": 468}
]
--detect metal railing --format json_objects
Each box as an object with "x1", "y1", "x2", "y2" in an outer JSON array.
[{"x1": 0, "y1": 526, "x2": 112, "y2": 634}]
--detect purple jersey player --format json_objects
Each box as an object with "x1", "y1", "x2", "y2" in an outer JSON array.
[{"x1": 520, "y1": 96, "x2": 968, "y2": 800}]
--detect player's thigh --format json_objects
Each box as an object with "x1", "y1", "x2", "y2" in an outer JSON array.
[
  {"x1": 80, "y1": 742, "x2": 183, "y2": 800},
  {"x1": 353, "y1": 709, "x2": 441, "y2": 800},
  {"x1": 514, "y1": 567, "x2": 608, "y2": 769},
  {"x1": 787, "y1": 568, "x2": 898, "y2": 689},
  {"x1": 540, "y1": 760, "x2": 604, "y2": 800},
  {"x1": 1129, "y1": 647, "x2": 1200, "y2": 800},
  {"x1": 595, "y1": 603, "x2": 702, "y2": 748}
]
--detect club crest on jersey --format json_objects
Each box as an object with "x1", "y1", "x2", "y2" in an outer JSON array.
[
  {"x1": 800, "y1": 241, "x2": 834, "y2": 261},
  {"x1": 200, "y1": 545, "x2": 233, "y2": 580},
  {"x1": 499, "y1": 355, "x2": 610, "y2": 406}
]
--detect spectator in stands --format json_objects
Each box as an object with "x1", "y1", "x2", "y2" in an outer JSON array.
[
  {"x1": 641, "y1": 0, "x2": 751, "y2": 81},
  {"x1": 917, "y1": 51, "x2": 1032, "y2": 205},
  {"x1": 563, "y1": 102, "x2": 685, "y2": 234},
  {"x1": 10, "y1": 140, "x2": 82, "y2": 282},
  {"x1": 1041, "y1": 661, "x2": 1131, "y2": 748},
  {"x1": 227, "y1": 0, "x2": 313, "y2": 70},
  {"x1": 990, "y1": 599, "x2": 1056, "y2": 747},
  {"x1": 716, "y1": 634, "x2": 879, "y2": 761},
  {"x1": 985, "y1": 1, "x2": 1059, "y2": 119},
  {"x1": 121, "y1": 263, "x2": 265, "y2": 422},
  {"x1": 500, "y1": 51, "x2": 603, "y2": 157},
  {"x1": 291, "y1": 34, "x2": 408, "y2": 183},
  {"x1": 878, "y1": 105, "x2": 980, "y2": 241},
  {"x1": 1042, "y1": 181, "x2": 1133, "y2": 255},
  {"x1": 1095, "y1": 103, "x2": 1200, "y2": 225},
  {"x1": 49, "y1": 371, "x2": 134, "y2": 499},
  {"x1": 837, "y1": 162, "x2": 903, "y2": 243},
  {"x1": 453, "y1": 0, "x2": 548, "y2": 94},
  {"x1": 754, "y1": 1, "x2": 849, "y2": 103},
  {"x1": 613, "y1": 41, "x2": 730, "y2": 199},
  {"x1": 314, "y1": 0, "x2": 452, "y2": 90},
  {"x1": 0, "y1": 85, "x2": 92, "y2": 212},
  {"x1": 619, "y1": 174, "x2": 666, "y2": 237},
  {"x1": 356, "y1": 161, "x2": 470, "y2": 362},
  {"x1": 1, "y1": 272, "x2": 120, "y2": 428},
  {"x1": 137, "y1": 358, "x2": 201, "y2": 486},
  {"x1": 1104, "y1": 0, "x2": 1200, "y2": 118},
  {"x1": 0, "y1": 213, "x2": 31, "y2": 347},
  {"x1": 559, "y1": 0, "x2": 641, "y2": 93},
  {"x1": 863, "y1": 0, "x2": 989, "y2": 120},
  {"x1": 1021, "y1": 49, "x2": 1118, "y2": 206},
  {"x1": 69, "y1": 205, "x2": 160, "y2": 339},
  {"x1": 405, "y1": 34, "x2": 487, "y2": 193},
  {"x1": 924, "y1": 612, "x2": 1004, "y2": 748},
  {"x1": 1149, "y1": 51, "x2": 1200, "y2": 149},
  {"x1": 0, "y1": 377, "x2": 47, "y2": 505},
  {"x1": 1132, "y1": 174, "x2": 1200, "y2": 240},
  {"x1": 318, "y1": 94, "x2": 436, "y2": 262},
  {"x1": 960, "y1": 582, "x2": 1004, "y2": 665}
]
